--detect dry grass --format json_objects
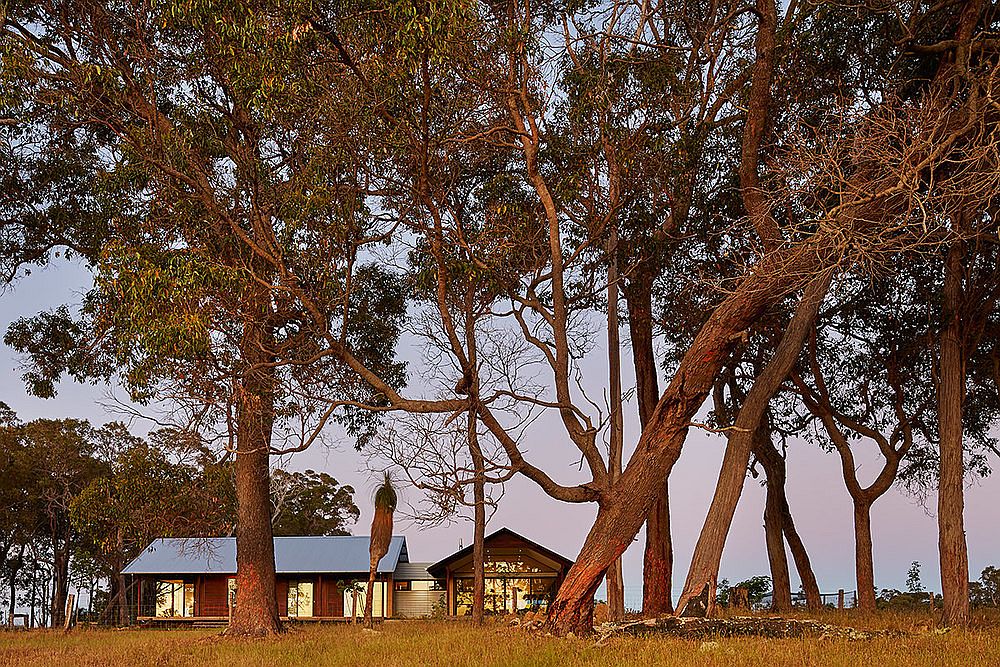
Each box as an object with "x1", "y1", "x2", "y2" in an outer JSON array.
[{"x1": 2, "y1": 612, "x2": 999, "y2": 667}]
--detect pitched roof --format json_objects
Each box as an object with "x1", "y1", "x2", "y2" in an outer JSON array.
[
  {"x1": 427, "y1": 527, "x2": 574, "y2": 578},
  {"x1": 122, "y1": 536, "x2": 407, "y2": 576}
]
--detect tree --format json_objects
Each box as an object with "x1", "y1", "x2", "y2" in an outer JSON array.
[
  {"x1": 906, "y1": 562, "x2": 923, "y2": 594},
  {"x1": 70, "y1": 429, "x2": 233, "y2": 625},
  {"x1": 3, "y1": 0, "x2": 411, "y2": 636},
  {"x1": 364, "y1": 473, "x2": 396, "y2": 629},
  {"x1": 270, "y1": 470, "x2": 359, "y2": 537}
]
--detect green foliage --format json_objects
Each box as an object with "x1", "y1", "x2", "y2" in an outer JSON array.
[
  {"x1": 271, "y1": 469, "x2": 359, "y2": 536},
  {"x1": 907, "y1": 561, "x2": 923, "y2": 593},
  {"x1": 373, "y1": 472, "x2": 398, "y2": 513}
]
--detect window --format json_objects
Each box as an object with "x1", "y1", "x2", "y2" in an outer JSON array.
[
  {"x1": 410, "y1": 580, "x2": 444, "y2": 591},
  {"x1": 155, "y1": 580, "x2": 195, "y2": 617},
  {"x1": 287, "y1": 580, "x2": 314, "y2": 618},
  {"x1": 395, "y1": 581, "x2": 411, "y2": 591},
  {"x1": 344, "y1": 580, "x2": 386, "y2": 618},
  {"x1": 454, "y1": 577, "x2": 556, "y2": 616}
]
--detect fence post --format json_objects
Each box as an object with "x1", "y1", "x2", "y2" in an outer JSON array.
[{"x1": 837, "y1": 589, "x2": 845, "y2": 610}]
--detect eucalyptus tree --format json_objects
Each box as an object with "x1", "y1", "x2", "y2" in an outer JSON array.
[
  {"x1": 2, "y1": 0, "x2": 412, "y2": 635},
  {"x1": 784, "y1": 273, "x2": 935, "y2": 611}
]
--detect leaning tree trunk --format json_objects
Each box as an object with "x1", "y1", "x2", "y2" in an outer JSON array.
[
  {"x1": 938, "y1": 240, "x2": 970, "y2": 626},
  {"x1": 853, "y1": 500, "x2": 877, "y2": 611},
  {"x1": 754, "y1": 420, "x2": 821, "y2": 610},
  {"x1": 758, "y1": 426, "x2": 792, "y2": 613},
  {"x1": 544, "y1": 244, "x2": 837, "y2": 635},
  {"x1": 228, "y1": 307, "x2": 282, "y2": 637},
  {"x1": 677, "y1": 272, "x2": 831, "y2": 615},
  {"x1": 780, "y1": 490, "x2": 821, "y2": 611},
  {"x1": 626, "y1": 276, "x2": 673, "y2": 618}
]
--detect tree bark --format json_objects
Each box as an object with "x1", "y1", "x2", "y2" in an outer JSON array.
[
  {"x1": 780, "y1": 493, "x2": 821, "y2": 611},
  {"x1": 757, "y1": 427, "x2": 792, "y2": 613},
  {"x1": 626, "y1": 274, "x2": 673, "y2": 618},
  {"x1": 545, "y1": 242, "x2": 836, "y2": 634},
  {"x1": 227, "y1": 303, "x2": 282, "y2": 637},
  {"x1": 116, "y1": 572, "x2": 128, "y2": 626},
  {"x1": 677, "y1": 271, "x2": 831, "y2": 615},
  {"x1": 470, "y1": 407, "x2": 486, "y2": 626},
  {"x1": 938, "y1": 241, "x2": 970, "y2": 626},
  {"x1": 853, "y1": 501, "x2": 876, "y2": 611},
  {"x1": 606, "y1": 222, "x2": 625, "y2": 622},
  {"x1": 50, "y1": 527, "x2": 70, "y2": 628}
]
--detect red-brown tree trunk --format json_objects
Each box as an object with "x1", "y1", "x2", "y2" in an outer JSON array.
[
  {"x1": 626, "y1": 274, "x2": 673, "y2": 617},
  {"x1": 545, "y1": 245, "x2": 835, "y2": 634},
  {"x1": 227, "y1": 310, "x2": 282, "y2": 637},
  {"x1": 49, "y1": 532, "x2": 70, "y2": 628},
  {"x1": 757, "y1": 427, "x2": 792, "y2": 612},
  {"x1": 781, "y1": 493, "x2": 821, "y2": 611},
  {"x1": 677, "y1": 272, "x2": 831, "y2": 614},
  {"x1": 853, "y1": 500, "x2": 876, "y2": 611},
  {"x1": 938, "y1": 241, "x2": 970, "y2": 626},
  {"x1": 469, "y1": 407, "x2": 487, "y2": 626}
]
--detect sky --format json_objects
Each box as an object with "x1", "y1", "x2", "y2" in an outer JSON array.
[{"x1": 2, "y1": 260, "x2": 998, "y2": 609}]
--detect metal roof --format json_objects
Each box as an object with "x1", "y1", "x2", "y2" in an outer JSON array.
[
  {"x1": 427, "y1": 527, "x2": 574, "y2": 578},
  {"x1": 392, "y1": 562, "x2": 436, "y2": 581},
  {"x1": 123, "y1": 536, "x2": 407, "y2": 576}
]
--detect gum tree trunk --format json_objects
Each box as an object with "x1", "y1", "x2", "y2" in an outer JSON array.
[
  {"x1": 626, "y1": 276, "x2": 673, "y2": 617},
  {"x1": 677, "y1": 272, "x2": 831, "y2": 614},
  {"x1": 780, "y1": 491, "x2": 821, "y2": 611},
  {"x1": 938, "y1": 241, "x2": 969, "y2": 626},
  {"x1": 470, "y1": 407, "x2": 487, "y2": 625},
  {"x1": 227, "y1": 306, "x2": 282, "y2": 637},
  {"x1": 853, "y1": 500, "x2": 876, "y2": 611},
  {"x1": 606, "y1": 222, "x2": 626, "y2": 622},
  {"x1": 758, "y1": 427, "x2": 792, "y2": 613},
  {"x1": 545, "y1": 244, "x2": 836, "y2": 635}
]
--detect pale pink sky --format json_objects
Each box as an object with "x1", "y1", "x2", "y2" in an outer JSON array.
[{"x1": 3, "y1": 261, "x2": 997, "y2": 606}]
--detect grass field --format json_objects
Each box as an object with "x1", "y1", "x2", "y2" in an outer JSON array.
[{"x1": 2, "y1": 612, "x2": 1000, "y2": 667}]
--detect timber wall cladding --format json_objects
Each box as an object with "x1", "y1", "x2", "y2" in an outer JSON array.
[
  {"x1": 200, "y1": 576, "x2": 229, "y2": 616},
  {"x1": 276, "y1": 579, "x2": 289, "y2": 616}
]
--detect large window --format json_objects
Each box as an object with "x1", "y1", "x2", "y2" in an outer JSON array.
[
  {"x1": 286, "y1": 580, "x2": 314, "y2": 618},
  {"x1": 455, "y1": 577, "x2": 557, "y2": 616},
  {"x1": 343, "y1": 581, "x2": 386, "y2": 618},
  {"x1": 155, "y1": 580, "x2": 195, "y2": 617}
]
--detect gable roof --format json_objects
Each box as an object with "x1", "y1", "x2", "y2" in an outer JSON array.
[
  {"x1": 122, "y1": 536, "x2": 407, "y2": 576},
  {"x1": 427, "y1": 527, "x2": 574, "y2": 578}
]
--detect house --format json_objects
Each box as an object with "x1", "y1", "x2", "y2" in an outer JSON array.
[
  {"x1": 428, "y1": 527, "x2": 574, "y2": 617},
  {"x1": 123, "y1": 527, "x2": 573, "y2": 621}
]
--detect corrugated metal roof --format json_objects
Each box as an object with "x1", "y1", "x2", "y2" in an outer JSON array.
[
  {"x1": 392, "y1": 562, "x2": 436, "y2": 580},
  {"x1": 123, "y1": 536, "x2": 407, "y2": 576}
]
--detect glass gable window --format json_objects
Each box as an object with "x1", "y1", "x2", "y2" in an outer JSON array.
[{"x1": 155, "y1": 580, "x2": 195, "y2": 617}]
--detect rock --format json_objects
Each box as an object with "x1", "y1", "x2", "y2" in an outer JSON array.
[{"x1": 506, "y1": 614, "x2": 520, "y2": 627}]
